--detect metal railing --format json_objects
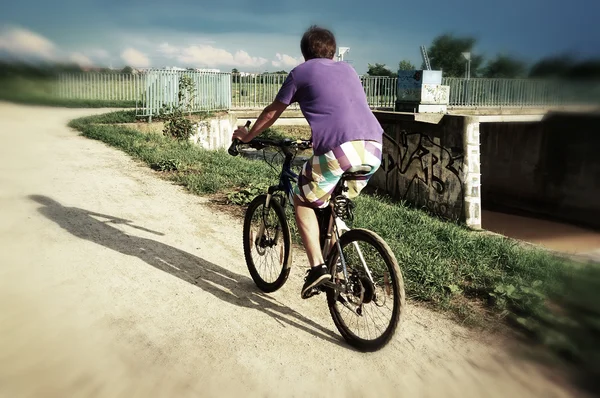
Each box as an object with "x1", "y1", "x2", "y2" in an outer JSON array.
[
  {"x1": 230, "y1": 74, "x2": 397, "y2": 109},
  {"x1": 56, "y1": 73, "x2": 146, "y2": 102},
  {"x1": 55, "y1": 71, "x2": 600, "y2": 111},
  {"x1": 442, "y1": 77, "x2": 600, "y2": 108},
  {"x1": 231, "y1": 73, "x2": 298, "y2": 109},
  {"x1": 137, "y1": 69, "x2": 231, "y2": 117},
  {"x1": 360, "y1": 76, "x2": 397, "y2": 109}
]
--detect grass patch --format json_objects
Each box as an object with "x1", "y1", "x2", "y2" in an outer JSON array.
[
  {"x1": 352, "y1": 194, "x2": 565, "y2": 314},
  {"x1": 68, "y1": 112, "x2": 276, "y2": 195},
  {"x1": 262, "y1": 125, "x2": 312, "y2": 141},
  {"x1": 261, "y1": 126, "x2": 313, "y2": 158},
  {"x1": 72, "y1": 110, "x2": 139, "y2": 125},
  {"x1": 69, "y1": 110, "x2": 600, "y2": 392}
]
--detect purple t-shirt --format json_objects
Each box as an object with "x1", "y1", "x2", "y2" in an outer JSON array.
[{"x1": 274, "y1": 58, "x2": 383, "y2": 156}]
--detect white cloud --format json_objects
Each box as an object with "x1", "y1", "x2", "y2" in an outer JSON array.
[
  {"x1": 158, "y1": 42, "x2": 268, "y2": 68},
  {"x1": 157, "y1": 42, "x2": 179, "y2": 56},
  {"x1": 272, "y1": 53, "x2": 301, "y2": 68},
  {"x1": 0, "y1": 26, "x2": 56, "y2": 59},
  {"x1": 231, "y1": 50, "x2": 268, "y2": 68},
  {"x1": 121, "y1": 47, "x2": 150, "y2": 67},
  {"x1": 87, "y1": 49, "x2": 110, "y2": 59},
  {"x1": 0, "y1": 26, "x2": 114, "y2": 67},
  {"x1": 69, "y1": 52, "x2": 93, "y2": 67}
]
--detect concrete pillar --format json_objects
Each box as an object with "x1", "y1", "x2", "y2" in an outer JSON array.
[{"x1": 462, "y1": 117, "x2": 482, "y2": 229}]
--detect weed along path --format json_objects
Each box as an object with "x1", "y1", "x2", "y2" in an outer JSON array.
[{"x1": 0, "y1": 102, "x2": 583, "y2": 398}]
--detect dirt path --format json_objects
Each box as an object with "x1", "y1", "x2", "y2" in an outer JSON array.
[{"x1": 0, "y1": 102, "x2": 583, "y2": 398}]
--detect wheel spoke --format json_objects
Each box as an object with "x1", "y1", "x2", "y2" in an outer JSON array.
[
  {"x1": 243, "y1": 196, "x2": 291, "y2": 292},
  {"x1": 327, "y1": 229, "x2": 404, "y2": 351}
]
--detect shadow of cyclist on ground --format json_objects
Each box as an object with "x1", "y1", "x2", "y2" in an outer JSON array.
[{"x1": 28, "y1": 194, "x2": 345, "y2": 347}]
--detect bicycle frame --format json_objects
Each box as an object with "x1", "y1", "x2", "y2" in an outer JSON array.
[{"x1": 256, "y1": 144, "x2": 371, "y2": 289}]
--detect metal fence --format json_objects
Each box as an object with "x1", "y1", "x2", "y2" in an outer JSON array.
[
  {"x1": 231, "y1": 73, "x2": 298, "y2": 109},
  {"x1": 55, "y1": 71, "x2": 600, "y2": 112},
  {"x1": 230, "y1": 74, "x2": 397, "y2": 109},
  {"x1": 137, "y1": 69, "x2": 231, "y2": 117},
  {"x1": 360, "y1": 76, "x2": 397, "y2": 109},
  {"x1": 56, "y1": 73, "x2": 146, "y2": 102},
  {"x1": 442, "y1": 77, "x2": 600, "y2": 108}
]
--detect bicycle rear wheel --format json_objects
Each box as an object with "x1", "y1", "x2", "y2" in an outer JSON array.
[
  {"x1": 325, "y1": 228, "x2": 405, "y2": 351},
  {"x1": 243, "y1": 194, "x2": 292, "y2": 292}
]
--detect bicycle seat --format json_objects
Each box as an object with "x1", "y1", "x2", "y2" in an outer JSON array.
[{"x1": 342, "y1": 165, "x2": 373, "y2": 178}]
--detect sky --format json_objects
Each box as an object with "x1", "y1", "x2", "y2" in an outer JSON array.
[{"x1": 1, "y1": 0, "x2": 599, "y2": 75}]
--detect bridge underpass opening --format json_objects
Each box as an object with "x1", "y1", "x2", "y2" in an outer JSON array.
[{"x1": 478, "y1": 112, "x2": 600, "y2": 262}]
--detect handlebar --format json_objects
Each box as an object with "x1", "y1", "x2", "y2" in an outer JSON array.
[
  {"x1": 228, "y1": 120, "x2": 251, "y2": 156},
  {"x1": 228, "y1": 120, "x2": 312, "y2": 156}
]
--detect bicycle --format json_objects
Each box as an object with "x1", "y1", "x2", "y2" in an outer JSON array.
[{"x1": 228, "y1": 122, "x2": 405, "y2": 351}]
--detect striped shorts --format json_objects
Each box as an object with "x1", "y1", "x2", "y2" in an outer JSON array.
[{"x1": 294, "y1": 140, "x2": 382, "y2": 209}]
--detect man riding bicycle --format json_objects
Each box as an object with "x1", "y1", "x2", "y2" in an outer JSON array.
[{"x1": 232, "y1": 25, "x2": 383, "y2": 299}]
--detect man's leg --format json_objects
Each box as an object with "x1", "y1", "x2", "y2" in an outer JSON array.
[
  {"x1": 293, "y1": 195, "x2": 324, "y2": 268},
  {"x1": 294, "y1": 195, "x2": 331, "y2": 298}
]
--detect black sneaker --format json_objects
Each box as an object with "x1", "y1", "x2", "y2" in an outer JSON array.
[{"x1": 301, "y1": 264, "x2": 330, "y2": 299}]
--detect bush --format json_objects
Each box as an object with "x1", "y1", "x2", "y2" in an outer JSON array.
[{"x1": 160, "y1": 75, "x2": 197, "y2": 142}]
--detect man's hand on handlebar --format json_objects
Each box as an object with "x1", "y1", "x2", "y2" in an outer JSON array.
[
  {"x1": 232, "y1": 124, "x2": 250, "y2": 143},
  {"x1": 228, "y1": 120, "x2": 251, "y2": 156},
  {"x1": 228, "y1": 119, "x2": 312, "y2": 157}
]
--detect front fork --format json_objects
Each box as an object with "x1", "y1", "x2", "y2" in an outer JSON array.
[{"x1": 255, "y1": 191, "x2": 281, "y2": 248}]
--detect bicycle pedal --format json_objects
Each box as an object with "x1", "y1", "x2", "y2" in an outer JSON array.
[{"x1": 304, "y1": 288, "x2": 322, "y2": 298}]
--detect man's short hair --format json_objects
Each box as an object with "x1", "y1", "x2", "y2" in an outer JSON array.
[{"x1": 300, "y1": 25, "x2": 337, "y2": 60}]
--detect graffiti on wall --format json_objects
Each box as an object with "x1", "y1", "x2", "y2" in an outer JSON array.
[
  {"x1": 379, "y1": 129, "x2": 464, "y2": 220},
  {"x1": 421, "y1": 84, "x2": 450, "y2": 105}
]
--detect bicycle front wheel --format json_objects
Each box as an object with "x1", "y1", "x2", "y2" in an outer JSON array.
[
  {"x1": 243, "y1": 194, "x2": 292, "y2": 293},
  {"x1": 326, "y1": 228, "x2": 405, "y2": 352}
]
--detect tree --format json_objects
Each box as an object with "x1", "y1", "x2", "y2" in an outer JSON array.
[
  {"x1": 121, "y1": 66, "x2": 134, "y2": 74},
  {"x1": 398, "y1": 60, "x2": 415, "y2": 71},
  {"x1": 367, "y1": 63, "x2": 396, "y2": 77},
  {"x1": 567, "y1": 59, "x2": 600, "y2": 80},
  {"x1": 529, "y1": 55, "x2": 600, "y2": 80},
  {"x1": 483, "y1": 54, "x2": 527, "y2": 78},
  {"x1": 425, "y1": 33, "x2": 484, "y2": 77},
  {"x1": 366, "y1": 63, "x2": 396, "y2": 98},
  {"x1": 528, "y1": 55, "x2": 574, "y2": 78},
  {"x1": 231, "y1": 68, "x2": 240, "y2": 83}
]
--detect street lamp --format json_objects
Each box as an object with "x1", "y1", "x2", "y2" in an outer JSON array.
[
  {"x1": 461, "y1": 52, "x2": 471, "y2": 80},
  {"x1": 337, "y1": 47, "x2": 350, "y2": 62}
]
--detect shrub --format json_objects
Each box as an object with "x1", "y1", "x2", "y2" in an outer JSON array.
[{"x1": 161, "y1": 75, "x2": 197, "y2": 142}]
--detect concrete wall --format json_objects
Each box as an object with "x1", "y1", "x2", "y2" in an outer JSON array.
[
  {"x1": 190, "y1": 111, "x2": 308, "y2": 151},
  {"x1": 480, "y1": 112, "x2": 600, "y2": 229},
  {"x1": 189, "y1": 113, "x2": 238, "y2": 150},
  {"x1": 190, "y1": 109, "x2": 486, "y2": 229},
  {"x1": 371, "y1": 112, "x2": 482, "y2": 228}
]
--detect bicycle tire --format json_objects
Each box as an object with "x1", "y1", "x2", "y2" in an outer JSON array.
[
  {"x1": 325, "y1": 228, "x2": 405, "y2": 352},
  {"x1": 243, "y1": 194, "x2": 292, "y2": 293}
]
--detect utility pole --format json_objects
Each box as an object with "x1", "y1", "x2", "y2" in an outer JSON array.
[{"x1": 461, "y1": 52, "x2": 471, "y2": 79}]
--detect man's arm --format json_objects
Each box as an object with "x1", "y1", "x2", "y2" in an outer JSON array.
[{"x1": 233, "y1": 100, "x2": 288, "y2": 142}]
